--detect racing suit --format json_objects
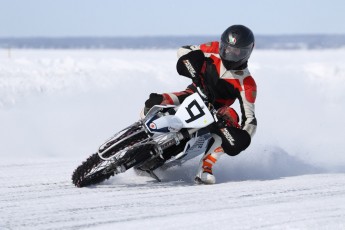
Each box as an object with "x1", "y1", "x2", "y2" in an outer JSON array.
[{"x1": 145, "y1": 41, "x2": 257, "y2": 156}]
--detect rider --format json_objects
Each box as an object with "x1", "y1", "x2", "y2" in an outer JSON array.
[{"x1": 144, "y1": 25, "x2": 257, "y2": 184}]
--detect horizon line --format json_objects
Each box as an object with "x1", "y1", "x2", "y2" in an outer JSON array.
[{"x1": 1, "y1": 34, "x2": 345, "y2": 39}]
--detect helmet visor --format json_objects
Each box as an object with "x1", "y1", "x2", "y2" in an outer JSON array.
[{"x1": 220, "y1": 41, "x2": 253, "y2": 62}]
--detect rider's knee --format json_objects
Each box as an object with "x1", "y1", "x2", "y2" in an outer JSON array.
[{"x1": 214, "y1": 127, "x2": 251, "y2": 156}]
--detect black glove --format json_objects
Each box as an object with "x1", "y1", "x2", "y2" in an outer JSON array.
[{"x1": 145, "y1": 93, "x2": 164, "y2": 109}]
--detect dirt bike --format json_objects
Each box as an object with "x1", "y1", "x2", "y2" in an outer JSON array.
[
  {"x1": 71, "y1": 47, "x2": 220, "y2": 188},
  {"x1": 71, "y1": 87, "x2": 218, "y2": 187}
]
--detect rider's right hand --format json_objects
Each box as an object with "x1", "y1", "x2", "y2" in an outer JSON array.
[{"x1": 144, "y1": 93, "x2": 164, "y2": 115}]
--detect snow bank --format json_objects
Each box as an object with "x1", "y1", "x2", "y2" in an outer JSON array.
[{"x1": 0, "y1": 48, "x2": 344, "y2": 176}]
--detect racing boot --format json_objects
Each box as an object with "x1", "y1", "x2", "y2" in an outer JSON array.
[{"x1": 195, "y1": 135, "x2": 224, "y2": 184}]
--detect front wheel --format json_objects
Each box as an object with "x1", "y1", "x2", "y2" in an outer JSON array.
[
  {"x1": 72, "y1": 153, "x2": 115, "y2": 187},
  {"x1": 72, "y1": 143, "x2": 158, "y2": 187}
]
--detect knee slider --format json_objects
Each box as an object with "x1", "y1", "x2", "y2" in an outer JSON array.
[{"x1": 218, "y1": 127, "x2": 251, "y2": 156}]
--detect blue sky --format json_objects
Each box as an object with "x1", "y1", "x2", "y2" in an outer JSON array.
[{"x1": 0, "y1": 0, "x2": 344, "y2": 37}]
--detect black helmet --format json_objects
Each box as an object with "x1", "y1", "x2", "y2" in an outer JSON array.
[{"x1": 219, "y1": 25, "x2": 255, "y2": 69}]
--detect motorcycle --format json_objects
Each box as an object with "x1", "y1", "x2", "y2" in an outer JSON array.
[
  {"x1": 72, "y1": 86, "x2": 218, "y2": 187},
  {"x1": 71, "y1": 48, "x2": 222, "y2": 187}
]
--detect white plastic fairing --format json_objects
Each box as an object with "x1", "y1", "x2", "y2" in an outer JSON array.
[{"x1": 175, "y1": 93, "x2": 214, "y2": 128}]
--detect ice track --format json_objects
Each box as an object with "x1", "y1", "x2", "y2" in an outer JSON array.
[{"x1": 1, "y1": 159, "x2": 345, "y2": 230}]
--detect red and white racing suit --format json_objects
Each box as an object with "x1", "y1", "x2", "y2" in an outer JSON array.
[{"x1": 146, "y1": 41, "x2": 257, "y2": 161}]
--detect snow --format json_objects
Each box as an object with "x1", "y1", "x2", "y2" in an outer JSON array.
[{"x1": 1, "y1": 48, "x2": 345, "y2": 229}]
